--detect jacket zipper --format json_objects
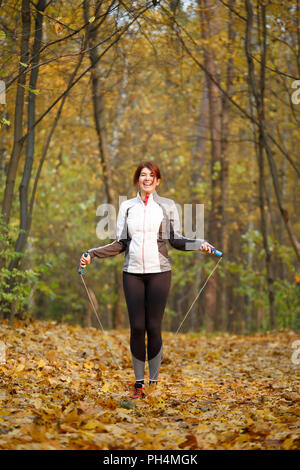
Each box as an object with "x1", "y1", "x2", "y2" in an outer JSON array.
[{"x1": 142, "y1": 193, "x2": 150, "y2": 273}]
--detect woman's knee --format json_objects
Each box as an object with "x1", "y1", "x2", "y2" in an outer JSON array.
[
  {"x1": 131, "y1": 325, "x2": 146, "y2": 338},
  {"x1": 146, "y1": 325, "x2": 161, "y2": 340}
]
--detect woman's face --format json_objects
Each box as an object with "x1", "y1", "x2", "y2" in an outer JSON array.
[{"x1": 138, "y1": 167, "x2": 160, "y2": 194}]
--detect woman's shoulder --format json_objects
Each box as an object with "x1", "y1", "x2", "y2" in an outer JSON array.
[
  {"x1": 119, "y1": 195, "x2": 139, "y2": 211},
  {"x1": 153, "y1": 192, "x2": 176, "y2": 208}
]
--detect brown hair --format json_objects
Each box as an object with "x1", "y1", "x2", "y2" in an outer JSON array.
[{"x1": 133, "y1": 161, "x2": 161, "y2": 185}]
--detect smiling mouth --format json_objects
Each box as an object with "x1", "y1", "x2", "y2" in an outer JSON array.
[{"x1": 143, "y1": 182, "x2": 152, "y2": 186}]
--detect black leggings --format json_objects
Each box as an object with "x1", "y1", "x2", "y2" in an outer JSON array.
[{"x1": 122, "y1": 270, "x2": 171, "y2": 382}]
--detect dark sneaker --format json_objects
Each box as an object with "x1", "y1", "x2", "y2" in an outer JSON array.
[{"x1": 131, "y1": 382, "x2": 145, "y2": 400}]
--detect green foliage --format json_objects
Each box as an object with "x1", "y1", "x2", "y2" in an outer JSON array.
[
  {"x1": 120, "y1": 399, "x2": 136, "y2": 410},
  {"x1": 274, "y1": 280, "x2": 300, "y2": 330},
  {"x1": 226, "y1": 229, "x2": 300, "y2": 332},
  {"x1": 0, "y1": 214, "x2": 39, "y2": 316},
  {"x1": 0, "y1": 117, "x2": 10, "y2": 127}
]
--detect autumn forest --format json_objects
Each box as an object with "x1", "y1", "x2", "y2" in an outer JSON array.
[{"x1": 0, "y1": 0, "x2": 299, "y2": 333}]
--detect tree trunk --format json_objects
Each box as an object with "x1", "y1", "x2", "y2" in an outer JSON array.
[
  {"x1": 84, "y1": 1, "x2": 124, "y2": 329},
  {"x1": 245, "y1": 0, "x2": 300, "y2": 266},
  {"x1": 83, "y1": 0, "x2": 116, "y2": 205},
  {"x1": 218, "y1": 0, "x2": 235, "y2": 331},
  {"x1": 198, "y1": 0, "x2": 223, "y2": 332},
  {"x1": 110, "y1": 51, "x2": 128, "y2": 165},
  {"x1": 1, "y1": 0, "x2": 31, "y2": 225},
  {"x1": 9, "y1": 1, "x2": 47, "y2": 273},
  {"x1": 109, "y1": 51, "x2": 129, "y2": 330},
  {"x1": 245, "y1": 0, "x2": 276, "y2": 328}
]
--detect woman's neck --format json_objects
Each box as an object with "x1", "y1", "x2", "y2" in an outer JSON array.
[{"x1": 139, "y1": 189, "x2": 155, "y2": 201}]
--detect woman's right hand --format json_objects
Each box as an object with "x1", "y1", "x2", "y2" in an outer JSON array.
[{"x1": 80, "y1": 253, "x2": 91, "y2": 268}]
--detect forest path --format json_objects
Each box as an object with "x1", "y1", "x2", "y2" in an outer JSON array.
[{"x1": 0, "y1": 320, "x2": 299, "y2": 449}]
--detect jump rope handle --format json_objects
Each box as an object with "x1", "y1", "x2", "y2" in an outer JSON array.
[
  {"x1": 202, "y1": 245, "x2": 223, "y2": 257},
  {"x1": 211, "y1": 247, "x2": 223, "y2": 257},
  {"x1": 78, "y1": 252, "x2": 89, "y2": 274}
]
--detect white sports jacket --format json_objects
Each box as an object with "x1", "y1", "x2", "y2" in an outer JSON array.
[{"x1": 88, "y1": 190, "x2": 206, "y2": 274}]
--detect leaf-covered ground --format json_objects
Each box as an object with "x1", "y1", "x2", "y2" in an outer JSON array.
[{"x1": 0, "y1": 320, "x2": 299, "y2": 450}]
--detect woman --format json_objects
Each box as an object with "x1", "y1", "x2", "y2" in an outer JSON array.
[{"x1": 80, "y1": 162, "x2": 214, "y2": 400}]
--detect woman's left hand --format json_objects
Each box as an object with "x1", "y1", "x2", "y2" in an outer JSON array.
[{"x1": 201, "y1": 241, "x2": 215, "y2": 254}]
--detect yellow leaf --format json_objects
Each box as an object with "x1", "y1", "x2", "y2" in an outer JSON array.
[
  {"x1": 29, "y1": 424, "x2": 47, "y2": 442},
  {"x1": 60, "y1": 423, "x2": 76, "y2": 433},
  {"x1": 282, "y1": 438, "x2": 296, "y2": 450},
  {"x1": 179, "y1": 433, "x2": 198, "y2": 449},
  {"x1": 15, "y1": 363, "x2": 25, "y2": 372},
  {"x1": 63, "y1": 403, "x2": 75, "y2": 415},
  {"x1": 83, "y1": 361, "x2": 94, "y2": 370},
  {"x1": 77, "y1": 429, "x2": 96, "y2": 439},
  {"x1": 289, "y1": 407, "x2": 300, "y2": 417},
  {"x1": 65, "y1": 409, "x2": 79, "y2": 423},
  {"x1": 46, "y1": 350, "x2": 56, "y2": 362},
  {"x1": 47, "y1": 377, "x2": 58, "y2": 386},
  {"x1": 82, "y1": 419, "x2": 106, "y2": 431},
  {"x1": 34, "y1": 398, "x2": 43, "y2": 409},
  {"x1": 82, "y1": 419, "x2": 99, "y2": 430},
  {"x1": 53, "y1": 21, "x2": 64, "y2": 35},
  {"x1": 101, "y1": 383, "x2": 110, "y2": 392}
]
